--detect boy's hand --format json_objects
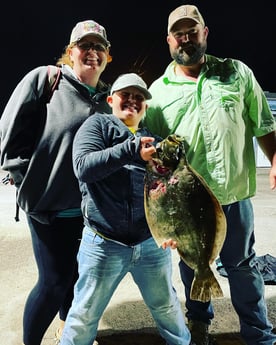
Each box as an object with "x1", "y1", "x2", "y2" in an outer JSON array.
[
  {"x1": 140, "y1": 137, "x2": 156, "y2": 161},
  {"x1": 161, "y1": 239, "x2": 178, "y2": 250}
]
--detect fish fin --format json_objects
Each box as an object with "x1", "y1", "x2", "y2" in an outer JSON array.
[
  {"x1": 190, "y1": 269, "x2": 224, "y2": 302},
  {"x1": 209, "y1": 201, "x2": 227, "y2": 264},
  {"x1": 186, "y1": 162, "x2": 227, "y2": 264}
]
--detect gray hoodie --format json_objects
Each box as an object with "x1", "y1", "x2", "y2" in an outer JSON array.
[{"x1": 0, "y1": 64, "x2": 111, "y2": 223}]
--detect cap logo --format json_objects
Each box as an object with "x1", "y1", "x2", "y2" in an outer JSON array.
[
  {"x1": 83, "y1": 21, "x2": 102, "y2": 35},
  {"x1": 179, "y1": 7, "x2": 188, "y2": 17}
]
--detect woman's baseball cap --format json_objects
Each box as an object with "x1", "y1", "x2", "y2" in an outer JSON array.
[{"x1": 70, "y1": 20, "x2": 110, "y2": 47}]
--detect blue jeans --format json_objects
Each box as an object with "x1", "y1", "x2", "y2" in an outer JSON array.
[
  {"x1": 60, "y1": 227, "x2": 191, "y2": 345},
  {"x1": 179, "y1": 199, "x2": 276, "y2": 345}
]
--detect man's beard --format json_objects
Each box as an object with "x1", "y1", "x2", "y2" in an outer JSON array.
[{"x1": 171, "y1": 42, "x2": 207, "y2": 66}]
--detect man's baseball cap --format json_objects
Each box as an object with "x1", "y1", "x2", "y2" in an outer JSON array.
[
  {"x1": 168, "y1": 5, "x2": 205, "y2": 33},
  {"x1": 70, "y1": 20, "x2": 111, "y2": 47},
  {"x1": 110, "y1": 73, "x2": 152, "y2": 100}
]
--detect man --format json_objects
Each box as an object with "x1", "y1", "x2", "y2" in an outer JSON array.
[{"x1": 143, "y1": 4, "x2": 276, "y2": 345}]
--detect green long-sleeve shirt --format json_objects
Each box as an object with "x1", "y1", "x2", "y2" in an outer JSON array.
[{"x1": 143, "y1": 55, "x2": 276, "y2": 205}]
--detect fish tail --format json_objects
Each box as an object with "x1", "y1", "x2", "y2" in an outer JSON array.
[{"x1": 190, "y1": 270, "x2": 224, "y2": 303}]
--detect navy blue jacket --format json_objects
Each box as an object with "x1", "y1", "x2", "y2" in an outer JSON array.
[{"x1": 73, "y1": 113, "x2": 161, "y2": 246}]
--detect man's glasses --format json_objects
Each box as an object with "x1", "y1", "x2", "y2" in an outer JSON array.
[{"x1": 76, "y1": 41, "x2": 107, "y2": 52}]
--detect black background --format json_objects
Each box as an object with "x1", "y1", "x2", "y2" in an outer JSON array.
[{"x1": 1, "y1": 1, "x2": 275, "y2": 114}]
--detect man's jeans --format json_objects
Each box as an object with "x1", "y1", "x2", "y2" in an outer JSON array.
[{"x1": 61, "y1": 228, "x2": 191, "y2": 345}]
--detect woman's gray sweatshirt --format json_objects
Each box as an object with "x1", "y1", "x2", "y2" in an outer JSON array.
[{"x1": 0, "y1": 65, "x2": 111, "y2": 223}]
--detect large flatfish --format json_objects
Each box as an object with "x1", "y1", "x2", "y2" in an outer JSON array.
[{"x1": 144, "y1": 134, "x2": 226, "y2": 302}]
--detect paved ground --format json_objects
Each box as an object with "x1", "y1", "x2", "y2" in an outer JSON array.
[{"x1": 0, "y1": 168, "x2": 275, "y2": 345}]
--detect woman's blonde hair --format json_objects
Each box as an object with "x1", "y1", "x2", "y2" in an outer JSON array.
[{"x1": 56, "y1": 43, "x2": 113, "y2": 67}]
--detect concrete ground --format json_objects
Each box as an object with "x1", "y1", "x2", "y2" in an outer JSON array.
[{"x1": 0, "y1": 168, "x2": 275, "y2": 345}]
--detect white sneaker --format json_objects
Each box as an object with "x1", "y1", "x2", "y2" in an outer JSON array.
[{"x1": 54, "y1": 327, "x2": 99, "y2": 345}]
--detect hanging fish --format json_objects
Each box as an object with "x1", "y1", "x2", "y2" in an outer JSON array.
[{"x1": 144, "y1": 134, "x2": 227, "y2": 302}]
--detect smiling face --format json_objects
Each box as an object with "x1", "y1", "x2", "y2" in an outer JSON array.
[
  {"x1": 69, "y1": 35, "x2": 110, "y2": 82},
  {"x1": 107, "y1": 86, "x2": 148, "y2": 130}
]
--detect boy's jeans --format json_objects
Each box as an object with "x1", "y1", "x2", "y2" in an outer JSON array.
[{"x1": 61, "y1": 228, "x2": 191, "y2": 345}]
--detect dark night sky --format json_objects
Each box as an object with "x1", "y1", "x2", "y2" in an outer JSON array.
[{"x1": 1, "y1": 1, "x2": 275, "y2": 113}]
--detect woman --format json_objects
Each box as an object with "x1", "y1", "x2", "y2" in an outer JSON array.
[{"x1": 0, "y1": 19, "x2": 112, "y2": 345}]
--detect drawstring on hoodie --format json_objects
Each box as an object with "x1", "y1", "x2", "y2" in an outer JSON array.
[{"x1": 1, "y1": 173, "x2": 20, "y2": 222}]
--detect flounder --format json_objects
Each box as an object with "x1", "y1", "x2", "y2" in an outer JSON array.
[{"x1": 144, "y1": 134, "x2": 227, "y2": 302}]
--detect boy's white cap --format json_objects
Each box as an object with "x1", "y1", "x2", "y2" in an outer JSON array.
[{"x1": 111, "y1": 73, "x2": 152, "y2": 100}]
